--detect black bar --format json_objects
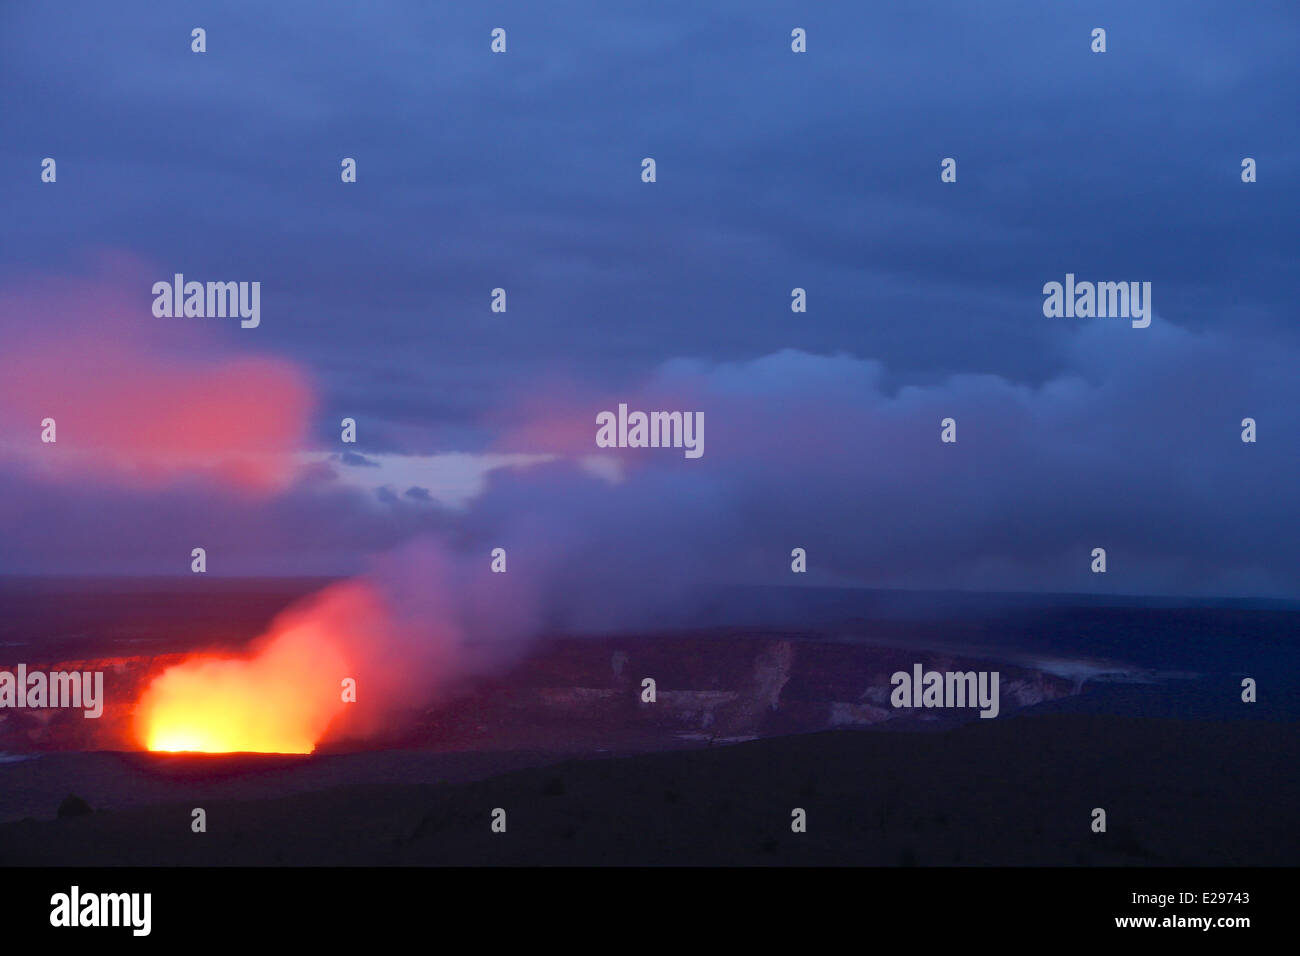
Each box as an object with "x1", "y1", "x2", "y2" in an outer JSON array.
[{"x1": 0, "y1": 866, "x2": 1280, "y2": 943}]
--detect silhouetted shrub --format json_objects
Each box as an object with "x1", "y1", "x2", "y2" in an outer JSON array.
[{"x1": 57, "y1": 795, "x2": 92, "y2": 818}]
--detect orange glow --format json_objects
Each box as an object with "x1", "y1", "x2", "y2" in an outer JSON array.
[{"x1": 135, "y1": 624, "x2": 350, "y2": 754}]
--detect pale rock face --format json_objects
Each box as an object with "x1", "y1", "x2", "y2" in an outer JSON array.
[
  {"x1": 1, "y1": 637, "x2": 1082, "y2": 754},
  {"x1": 828, "y1": 701, "x2": 893, "y2": 727},
  {"x1": 755, "y1": 640, "x2": 795, "y2": 711},
  {"x1": 658, "y1": 691, "x2": 739, "y2": 726},
  {"x1": 862, "y1": 685, "x2": 893, "y2": 706},
  {"x1": 1004, "y1": 676, "x2": 1052, "y2": 708}
]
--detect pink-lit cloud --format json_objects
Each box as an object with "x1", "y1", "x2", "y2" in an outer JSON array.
[{"x1": 0, "y1": 258, "x2": 314, "y2": 492}]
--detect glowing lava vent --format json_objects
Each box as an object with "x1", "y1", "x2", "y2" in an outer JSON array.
[{"x1": 135, "y1": 624, "x2": 349, "y2": 754}]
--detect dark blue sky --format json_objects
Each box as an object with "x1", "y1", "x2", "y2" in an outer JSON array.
[{"x1": 1, "y1": 1, "x2": 1297, "y2": 596}]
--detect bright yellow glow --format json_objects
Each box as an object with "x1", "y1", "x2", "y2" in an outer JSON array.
[{"x1": 136, "y1": 625, "x2": 349, "y2": 755}]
